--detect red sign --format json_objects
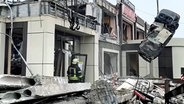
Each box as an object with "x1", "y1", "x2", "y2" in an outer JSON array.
[{"x1": 122, "y1": 4, "x2": 136, "y2": 22}]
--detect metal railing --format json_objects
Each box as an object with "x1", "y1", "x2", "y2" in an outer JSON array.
[
  {"x1": 43, "y1": 1, "x2": 96, "y2": 30},
  {"x1": 0, "y1": 0, "x2": 96, "y2": 30}
]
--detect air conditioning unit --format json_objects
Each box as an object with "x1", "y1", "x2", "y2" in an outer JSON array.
[
  {"x1": 86, "y1": 3, "x2": 97, "y2": 19},
  {"x1": 86, "y1": 4, "x2": 93, "y2": 16}
]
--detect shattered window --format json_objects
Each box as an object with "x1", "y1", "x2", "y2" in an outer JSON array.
[
  {"x1": 104, "y1": 52, "x2": 118, "y2": 75},
  {"x1": 4, "y1": 23, "x2": 27, "y2": 76},
  {"x1": 126, "y1": 52, "x2": 139, "y2": 76},
  {"x1": 102, "y1": 12, "x2": 117, "y2": 40},
  {"x1": 123, "y1": 21, "x2": 133, "y2": 40},
  {"x1": 136, "y1": 28, "x2": 145, "y2": 39}
]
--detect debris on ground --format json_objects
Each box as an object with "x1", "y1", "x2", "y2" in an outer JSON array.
[{"x1": 0, "y1": 74, "x2": 184, "y2": 104}]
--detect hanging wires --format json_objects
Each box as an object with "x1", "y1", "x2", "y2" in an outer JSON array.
[{"x1": 4, "y1": 0, "x2": 33, "y2": 76}]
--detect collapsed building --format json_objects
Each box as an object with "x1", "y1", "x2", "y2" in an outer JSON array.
[
  {"x1": 1, "y1": 74, "x2": 184, "y2": 103},
  {"x1": 0, "y1": 0, "x2": 184, "y2": 103}
]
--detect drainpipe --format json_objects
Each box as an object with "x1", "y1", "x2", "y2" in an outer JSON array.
[{"x1": 118, "y1": 0, "x2": 123, "y2": 76}]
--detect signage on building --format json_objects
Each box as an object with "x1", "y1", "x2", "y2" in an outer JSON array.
[
  {"x1": 95, "y1": 0, "x2": 116, "y2": 14},
  {"x1": 122, "y1": 4, "x2": 136, "y2": 22},
  {"x1": 123, "y1": 0, "x2": 135, "y2": 11}
]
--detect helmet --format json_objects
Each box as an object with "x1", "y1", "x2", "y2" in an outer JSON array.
[{"x1": 72, "y1": 58, "x2": 79, "y2": 64}]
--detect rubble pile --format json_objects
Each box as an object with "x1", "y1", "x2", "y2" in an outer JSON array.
[
  {"x1": 87, "y1": 80, "x2": 118, "y2": 104},
  {"x1": 87, "y1": 75, "x2": 184, "y2": 104},
  {"x1": 1, "y1": 74, "x2": 184, "y2": 104}
]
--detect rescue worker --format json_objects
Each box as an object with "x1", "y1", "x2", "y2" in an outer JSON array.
[{"x1": 67, "y1": 58, "x2": 83, "y2": 83}]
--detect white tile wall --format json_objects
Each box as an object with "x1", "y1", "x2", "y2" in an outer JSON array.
[
  {"x1": 122, "y1": 51, "x2": 126, "y2": 68},
  {"x1": 26, "y1": 64, "x2": 54, "y2": 76},
  {"x1": 27, "y1": 33, "x2": 54, "y2": 64},
  {"x1": 122, "y1": 52, "x2": 126, "y2": 76},
  {"x1": 172, "y1": 47, "x2": 184, "y2": 78},
  {"x1": 153, "y1": 67, "x2": 159, "y2": 78},
  {"x1": 80, "y1": 44, "x2": 94, "y2": 65},
  {"x1": 152, "y1": 58, "x2": 159, "y2": 78},
  {"x1": 94, "y1": 43, "x2": 99, "y2": 66},
  {"x1": 26, "y1": 64, "x2": 43, "y2": 76},
  {"x1": 122, "y1": 67, "x2": 126, "y2": 76},
  {"x1": 54, "y1": 16, "x2": 70, "y2": 29},
  {"x1": 81, "y1": 36, "x2": 94, "y2": 44},
  {"x1": 94, "y1": 65, "x2": 99, "y2": 81},
  {"x1": 139, "y1": 68, "x2": 149, "y2": 77},
  {"x1": 26, "y1": 17, "x2": 55, "y2": 76},
  {"x1": 42, "y1": 33, "x2": 54, "y2": 63},
  {"x1": 139, "y1": 56, "x2": 147, "y2": 68},
  {"x1": 28, "y1": 20, "x2": 44, "y2": 33},
  {"x1": 79, "y1": 26, "x2": 96, "y2": 36},
  {"x1": 28, "y1": 16, "x2": 55, "y2": 33},
  {"x1": 27, "y1": 33, "x2": 44, "y2": 63},
  {"x1": 0, "y1": 22, "x2": 5, "y2": 74},
  {"x1": 85, "y1": 65, "x2": 94, "y2": 83},
  {"x1": 41, "y1": 16, "x2": 55, "y2": 33},
  {"x1": 43, "y1": 64, "x2": 54, "y2": 76}
]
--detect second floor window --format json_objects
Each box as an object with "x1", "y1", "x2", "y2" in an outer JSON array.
[
  {"x1": 123, "y1": 21, "x2": 133, "y2": 41},
  {"x1": 102, "y1": 13, "x2": 117, "y2": 39}
]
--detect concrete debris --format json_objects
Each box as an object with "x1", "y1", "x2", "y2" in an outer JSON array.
[
  {"x1": 0, "y1": 75, "x2": 35, "y2": 91},
  {"x1": 1, "y1": 83, "x2": 91, "y2": 103},
  {"x1": 88, "y1": 80, "x2": 118, "y2": 104},
  {"x1": 0, "y1": 74, "x2": 184, "y2": 103},
  {"x1": 116, "y1": 78, "x2": 137, "y2": 90},
  {"x1": 116, "y1": 78, "x2": 166, "y2": 103},
  {"x1": 0, "y1": 74, "x2": 91, "y2": 104},
  {"x1": 87, "y1": 76, "x2": 184, "y2": 104}
]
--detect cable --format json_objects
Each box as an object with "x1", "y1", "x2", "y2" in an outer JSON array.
[
  {"x1": 5, "y1": 0, "x2": 13, "y2": 37},
  {"x1": 135, "y1": 8, "x2": 155, "y2": 18},
  {"x1": 135, "y1": 8, "x2": 184, "y2": 25},
  {"x1": 4, "y1": 34, "x2": 33, "y2": 76},
  {"x1": 4, "y1": 0, "x2": 33, "y2": 76}
]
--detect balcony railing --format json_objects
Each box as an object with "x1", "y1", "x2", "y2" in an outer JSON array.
[{"x1": 0, "y1": 0, "x2": 96, "y2": 30}]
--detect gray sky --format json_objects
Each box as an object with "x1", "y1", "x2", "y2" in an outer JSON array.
[{"x1": 107, "y1": 0, "x2": 184, "y2": 38}]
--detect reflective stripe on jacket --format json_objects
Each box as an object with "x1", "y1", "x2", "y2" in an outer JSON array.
[{"x1": 68, "y1": 67, "x2": 79, "y2": 81}]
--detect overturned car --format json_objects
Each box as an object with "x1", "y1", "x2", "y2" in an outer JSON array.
[{"x1": 138, "y1": 9, "x2": 180, "y2": 62}]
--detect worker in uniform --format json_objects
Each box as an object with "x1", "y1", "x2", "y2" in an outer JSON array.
[{"x1": 67, "y1": 58, "x2": 83, "y2": 83}]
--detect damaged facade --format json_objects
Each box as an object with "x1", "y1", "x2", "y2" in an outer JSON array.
[
  {"x1": 0, "y1": 0, "x2": 147, "y2": 83},
  {"x1": 120, "y1": 0, "x2": 184, "y2": 79},
  {"x1": 0, "y1": 0, "x2": 184, "y2": 84},
  {"x1": 94, "y1": 0, "x2": 120, "y2": 77},
  {"x1": 0, "y1": 0, "x2": 184, "y2": 104},
  {"x1": 0, "y1": 0, "x2": 99, "y2": 82}
]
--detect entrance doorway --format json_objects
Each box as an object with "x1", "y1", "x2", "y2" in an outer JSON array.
[{"x1": 54, "y1": 31, "x2": 80, "y2": 77}]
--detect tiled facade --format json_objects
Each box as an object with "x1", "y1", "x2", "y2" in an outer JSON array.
[{"x1": 0, "y1": 1, "x2": 98, "y2": 83}]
